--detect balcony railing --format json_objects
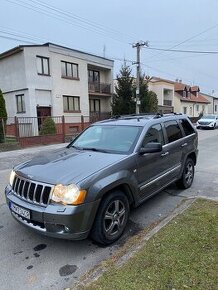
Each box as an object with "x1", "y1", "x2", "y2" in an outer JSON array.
[
  {"x1": 90, "y1": 112, "x2": 111, "y2": 123},
  {"x1": 88, "y1": 82, "x2": 111, "y2": 94},
  {"x1": 163, "y1": 100, "x2": 172, "y2": 106}
]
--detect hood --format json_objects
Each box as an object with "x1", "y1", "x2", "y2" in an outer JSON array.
[
  {"x1": 15, "y1": 147, "x2": 125, "y2": 185},
  {"x1": 199, "y1": 117, "x2": 215, "y2": 122}
]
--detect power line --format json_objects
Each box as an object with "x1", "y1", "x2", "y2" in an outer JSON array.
[
  {"x1": 145, "y1": 46, "x2": 218, "y2": 54},
  {"x1": 28, "y1": 0, "x2": 136, "y2": 41},
  {"x1": 4, "y1": 0, "x2": 133, "y2": 45},
  {"x1": 145, "y1": 23, "x2": 218, "y2": 62}
]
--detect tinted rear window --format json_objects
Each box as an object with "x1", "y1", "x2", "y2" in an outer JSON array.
[
  {"x1": 164, "y1": 120, "x2": 183, "y2": 143},
  {"x1": 179, "y1": 119, "x2": 195, "y2": 136}
]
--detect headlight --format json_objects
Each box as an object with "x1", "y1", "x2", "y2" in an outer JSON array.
[
  {"x1": 9, "y1": 170, "x2": 16, "y2": 186},
  {"x1": 51, "y1": 184, "x2": 86, "y2": 205}
]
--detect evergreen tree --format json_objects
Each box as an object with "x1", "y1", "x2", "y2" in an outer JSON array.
[
  {"x1": 0, "y1": 89, "x2": 7, "y2": 143},
  {"x1": 136, "y1": 76, "x2": 158, "y2": 113},
  {"x1": 112, "y1": 65, "x2": 135, "y2": 115},
  {"x1": 39, "y1": 117, "x2": 56, "y2": 135}
]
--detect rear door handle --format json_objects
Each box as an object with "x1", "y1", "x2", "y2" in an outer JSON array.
[
  {"x1": 161, "y1": 152, "x2": 169, "y2": 157},
  {"x1": 181, "y1": 143, "x2": 188, "y2": 148}
]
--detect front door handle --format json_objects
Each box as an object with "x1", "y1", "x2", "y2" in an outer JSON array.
[
  {"x1": 161, "y1": 152, "x2": 169, "y2": 157},
  {"x1": 181, "y1": 143, "x2": 188, "y2": 148}
]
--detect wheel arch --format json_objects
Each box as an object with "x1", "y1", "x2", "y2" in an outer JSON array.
[{"x1": 187, "y1": 152, "x2": 197, "y2": 165}]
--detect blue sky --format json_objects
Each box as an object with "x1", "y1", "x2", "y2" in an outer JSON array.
[{"x1": 1, "y1": 0, "x2": 218, "y2": 94}]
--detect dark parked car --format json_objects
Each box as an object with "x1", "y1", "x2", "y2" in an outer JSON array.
[{"x1": 5, "y1": 113, "x2": 198, "y2": 245}]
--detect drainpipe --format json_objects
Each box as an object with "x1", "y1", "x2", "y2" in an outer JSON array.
[{"x1": 213, "y1": 97, "x2": 214, "y2": 114}]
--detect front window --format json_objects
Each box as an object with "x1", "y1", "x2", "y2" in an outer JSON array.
[
  {"x1": 69, "y1": 125, "x2": 142, "y2": 154},
  {"x1": 88, "y1": 70, "x2": 100, "y2": 83},
  {"x1": 16, "y1": 94, "x2": 25, "y2": 113},
  {"x1": 63, "y1": 96, "x2": 80, "y2": 112},
  {"x1": 142, "y1": 124, "x2": 164, "y2": 147},
  {"x1": 36, "y1": 56, "x2": 50, "y2": 75},
  {"x1": 61, "y1": 61, "x2": 79, "y2": 79},
  {"x1": 183, "y1": 107, "x2": 187, "y2": 114},
  {"x1": 90, "y1": 99, "x2": 100, "y2": 112},
  {"x1": 183, "y1": 91, "x2": 186, "y2": 98}
]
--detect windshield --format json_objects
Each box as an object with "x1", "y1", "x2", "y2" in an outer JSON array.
[
  {"x1": 69, "y1": 125, "x2": 142, "y2": 154},
  {"x1": 202, "y1": 115, "x2": 216, "y2": 120}
]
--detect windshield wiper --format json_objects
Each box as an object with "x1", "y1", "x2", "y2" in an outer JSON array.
[
  {"x1": 70, "y1": 145, "x2": 83, "y2": 150},
  {"x1": 81, "y1": 147, "x2": 108, "y2": 153}
]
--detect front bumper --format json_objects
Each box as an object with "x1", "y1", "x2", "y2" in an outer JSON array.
[
  {"x1": 5, "y1": 185, "x2": 100, "y2": 240},
  {"x1": 197, "y1": 122, "x2": 215, "y2": 128}
]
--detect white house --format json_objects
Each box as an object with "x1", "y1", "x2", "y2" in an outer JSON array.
[
  {"x1": 174, "y1": 82, "x2": 210, "y2": 117},
  {"x1": 200, "y1": 92, "x2": 218, "y2": 115},
  {"x1": 0, "y1": 43, "x2": 114, "y2": 136},
  {"x1": 148, "y1": 77, "x2": 174, "y2": 113}
]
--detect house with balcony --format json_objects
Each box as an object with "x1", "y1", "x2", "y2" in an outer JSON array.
[
  {"x1": 148, "y1": 77, "x2": 174, "y2": 113},
  {"x1": 0, "y1": 43, "x2": 113, "y2": 136}
]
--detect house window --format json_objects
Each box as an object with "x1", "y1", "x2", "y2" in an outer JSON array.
[
  {"x1": 215, "y1": 105, "x2": 217, "y2": 112},
  {"x1": 36, "y1": 56, "x2": 50, "y2": 75},
  {"x1": 63, "y1": 96, "x2": 80, "y2": 112},
  {"x1": 189, "y1": 107, "x2": 192, "y2": 116},
  {"x1": 90, "y1": 99, "x2": 100, "y2": 112},
  {"x1": 183, "y1": 107, "x2": 187, "y2": 114},
  {"x1": 183, "y1": 91, "x2": 186, "y2": 98},
  {"x1": 88, "y1": 70, "x2": 100, "y2": 83},
  {"x1": 61, "y1": 61, "x2": 79, "y2": 79},
  {"x1": 16, "y1": 94, "x2": 25, "y2": 113},
  {"x1": 196, "y1": 104, "x2": 199, "y2": 112}
]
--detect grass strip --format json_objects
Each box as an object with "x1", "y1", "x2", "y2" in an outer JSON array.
[{"x1": 83, "y1": 199, "x2": 218, "y2": 290}]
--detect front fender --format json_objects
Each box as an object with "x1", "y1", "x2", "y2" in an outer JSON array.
[{"x1": 87, "y1": 170, "x2": 138, "y2": 202}]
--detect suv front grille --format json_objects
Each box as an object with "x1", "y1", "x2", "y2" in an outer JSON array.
[
  {"x1": 198, "y1": 121, "x2": 210, "y2": 125},
  {"x1": 12, "y1": 175, "x2": 53, "y2": 206}
]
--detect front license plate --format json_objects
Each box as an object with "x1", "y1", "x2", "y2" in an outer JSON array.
[{"x1": 10, "y1": 202, "x2": 30, "y2": 220}]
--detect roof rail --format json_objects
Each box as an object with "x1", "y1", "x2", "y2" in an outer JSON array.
[
  {"x1": 110, "y1": 112, "x2": 183, "y2": 120},
  {"x1": 154, "y1": 112, "x2": 183, "y2": 119}
]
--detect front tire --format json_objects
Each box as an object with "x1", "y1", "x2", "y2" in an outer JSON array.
[
  {"x1": 176, "y1": 158, "x2": 195, "y2": 189},
  {"x1": 90, "y1": 191, "x2": 130, "y2": 245}
]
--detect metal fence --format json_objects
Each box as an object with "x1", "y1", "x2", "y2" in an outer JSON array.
[
  {"x1": 0, "y1": 114, "x2": 111, "y2": 147},
  {"x1": 0, "y1": 118, "x2": 6, "y2": 143}
]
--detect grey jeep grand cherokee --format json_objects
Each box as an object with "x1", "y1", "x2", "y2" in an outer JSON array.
[{"x1": 5, "y1": 113, "x2": 198, "y2": 245}]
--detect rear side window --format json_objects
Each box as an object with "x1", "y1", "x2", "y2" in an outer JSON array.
[
  {"x1": 179, "y1": 119, "x2": 195, "y2": 136},
  {"x1": 164, "y1": 120, "x2": 183, "y2": 143},
  {"x1": 142, "y1": 124, "x2": 164, "y2": 147}
]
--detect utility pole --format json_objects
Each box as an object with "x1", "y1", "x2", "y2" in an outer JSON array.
[{"x1": 132, "y1": 41, "x2": 148, "y2": 114}]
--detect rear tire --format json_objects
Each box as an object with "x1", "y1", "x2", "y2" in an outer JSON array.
[
  {"x1": 90, "y1": 191, "x2": 129, "y2": 245},
  {"x1": 176, "y1": 158, "x2": 194, "y2": 189}
]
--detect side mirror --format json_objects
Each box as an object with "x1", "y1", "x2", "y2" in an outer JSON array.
[{"x1": 139, "y1": 142, "x2": 162, "y2": 154}]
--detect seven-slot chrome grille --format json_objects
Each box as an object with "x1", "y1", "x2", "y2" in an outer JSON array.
[{"x1": 12, "y1": 175, "x2": 53, "y2": 206}]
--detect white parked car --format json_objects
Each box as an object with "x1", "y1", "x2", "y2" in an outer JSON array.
[{"x1": 196, "y1": 114, "x2": 218, "y2": 129}]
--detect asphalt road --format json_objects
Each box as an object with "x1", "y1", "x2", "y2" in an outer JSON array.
[{"x1": 0, "y1": 129, "x2": 218, "y2": 290}]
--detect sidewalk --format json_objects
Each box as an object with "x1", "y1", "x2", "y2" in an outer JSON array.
[{"x1": 0, "y1": 142, "x2": 68, "y2": 159}]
